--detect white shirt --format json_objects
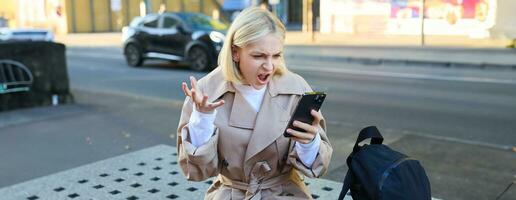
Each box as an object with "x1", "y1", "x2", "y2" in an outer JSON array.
[
  {"x1": 188, "y1": 84, "x2": 320, "y2": 167},
  {"x1": 233, "y1": 84, "x2": 266, "y2": 112}
]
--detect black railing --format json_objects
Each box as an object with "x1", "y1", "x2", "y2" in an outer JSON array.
[{"x1": 0, "y1": 59, "x2": 33, "y2": 94}]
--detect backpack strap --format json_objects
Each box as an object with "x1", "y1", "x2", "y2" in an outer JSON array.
[
  {"x1": 353, "y1": 126, "x2": 384, "y2": 153},
  {"x1": 340, "y1": 126, "x2": 384, "y2": 200},
  {"x1": 338, "y1": 170, "x2": 352, "y2": 200}
]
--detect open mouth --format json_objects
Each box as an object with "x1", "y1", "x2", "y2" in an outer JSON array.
[{"x1": 257, "y1": 73, "x2": 270, "y2": 83}]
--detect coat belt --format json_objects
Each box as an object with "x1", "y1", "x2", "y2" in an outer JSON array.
[{"x1": 219, "y1": 169, "x2": 301, "y2": 200}]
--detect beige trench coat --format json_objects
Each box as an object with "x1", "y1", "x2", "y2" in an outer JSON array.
[{"x1": 177, "y1": 68, "x2": 333, "y2": 199}]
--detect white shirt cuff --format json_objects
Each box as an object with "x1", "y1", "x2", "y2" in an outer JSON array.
[
  {"x1": 295, "y1": 132, "x2": 321, "y2": 167},
  {"x1": 188, "y1": 106, "x2": 217, "y2": 148}
]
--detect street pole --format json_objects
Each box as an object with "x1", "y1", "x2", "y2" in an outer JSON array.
[
  {"x1": 420, "y1": 0, "x2": 426, "y2": 46},
  {"x1": 309, "y1": 0, "x2": 314, "y2": 42},
  {"x1": 145, "y1": 0, "x2": 152, "y2": 14},
  {"x1": 302, "y1": 0, "x2": 307, "y2": 32}
]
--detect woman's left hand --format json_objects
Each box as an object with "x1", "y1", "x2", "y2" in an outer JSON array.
[{"x1": 286, "y1": 109, "x2": 323, "y2": 144}]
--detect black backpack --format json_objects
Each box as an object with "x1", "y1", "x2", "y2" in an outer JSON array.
[{"x1": 338, "y1": 126, "x2": 432, "y2": 200}]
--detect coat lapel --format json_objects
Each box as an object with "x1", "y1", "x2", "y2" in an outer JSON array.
[
  {"x1": 202, "y1": 68, "x2": 234, "y2": 103},
  {"x1": 229, "y1": 91, "x2": 257, "y2": 129},
  {"x1": 243, "y1": 88, "x2": 287, "y2": 162}
]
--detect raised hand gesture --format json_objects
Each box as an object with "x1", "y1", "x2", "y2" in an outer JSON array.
[{"x1": 182, "y1": 76, "x2": 225, "y2": 114}]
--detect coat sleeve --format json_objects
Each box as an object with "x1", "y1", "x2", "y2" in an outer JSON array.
[
  {"x1": 288, "y1": 116, "x2": 333, "y2": 178},
  {"x1": 177, "y1": 95, "x2": 220, "y2": 181}
]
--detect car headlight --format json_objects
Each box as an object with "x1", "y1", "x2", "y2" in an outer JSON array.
[{"x1": 209, "y1": 31, "x2": 225, "y2": 43}]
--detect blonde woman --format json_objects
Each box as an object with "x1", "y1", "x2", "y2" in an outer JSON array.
[{"x1": 177, "y1": 7, "x2": 332, "y2": 199}]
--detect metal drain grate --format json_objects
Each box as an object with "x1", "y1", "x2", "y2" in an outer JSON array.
[{"x1": 0, "y1": 145, "x2": 351, "y2": 200}]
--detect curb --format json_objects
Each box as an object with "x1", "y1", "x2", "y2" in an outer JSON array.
[{"x1": 285, "y1": 54, "x2": 516, "y2": 71}]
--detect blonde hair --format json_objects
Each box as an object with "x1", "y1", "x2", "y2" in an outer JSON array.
[{"x1": 218, "y1": 7, "x2": 288, "y2": 84}]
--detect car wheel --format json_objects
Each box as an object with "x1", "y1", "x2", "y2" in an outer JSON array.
[
  {"x1": 188, "y1": 46, "x2": 210, "y2": 71},
  {"x1": 125, "y1": 43, "x2": 143, "y2": 67}
]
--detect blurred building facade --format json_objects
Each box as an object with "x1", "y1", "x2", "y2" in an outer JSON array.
[
  {"x1": 319, "y1": 0, "x2": 516, "y2": 39},
  {"x1": 0, "y1": 0, "x2": 514, "y2": 39},
  {"x1": 0, "y1": 0, "x2": 228, "y2": 34},
  {"x1": 0, "y1": 0, "x2": 303, "y2": 34}
]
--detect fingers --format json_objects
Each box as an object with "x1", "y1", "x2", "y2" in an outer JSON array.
[
  {"x1": 201, "y1": 95, "x2": 208, "y2": 107},
  {"x1": 292, "y1": 120, "x2": 318, "y2": 134},
  {"x1": 189, "y1": 76, "x2": 204, "y2": 102},
  {"x1": 286, "y1": 128, "x2": 315, "y2": 144},
  {"x1": 208, "y1": 99, "x2": 225, "y2": 109},
  {"x1": 181, "y1": 82, "x2": 191, "y2": 97},
  {"x1": 184, "y1": 76, "x2": 226, "y2": 113},
  {"x1": 191, "y1": 88, "x2": 198, "y2": 102},
  {"x1": 311, "y1": 109, "x2": 323, "y2": 126},
  {"x1": 288, "y1": 117, "x2": 321, "y2": 144},
  {"x1": 190, "y1": 76, "x2": 199, "y2": 91}
]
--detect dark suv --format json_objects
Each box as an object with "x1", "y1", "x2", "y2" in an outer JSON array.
[{"x1": 122, "y1": 12, "x2": 227, "y2": 71}]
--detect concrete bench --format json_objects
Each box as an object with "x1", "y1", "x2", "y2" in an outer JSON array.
[{"x1": 0, "y1": 42, "x2": 72, "y2": 111}]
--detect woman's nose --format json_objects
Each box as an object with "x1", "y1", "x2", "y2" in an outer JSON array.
[{"x1": 262, "y1": 58, "x2": 274, "y2": 70}]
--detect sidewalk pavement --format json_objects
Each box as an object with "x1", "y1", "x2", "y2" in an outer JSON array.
[
  {"x1": 55, "y1": 32, "x2": 516, "y2": 70},
  {"x1": 0, "y1": 144, "x2": 348, "y2": 200}
]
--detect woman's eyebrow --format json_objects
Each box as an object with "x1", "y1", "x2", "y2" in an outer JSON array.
[
  {"x1": 249, "y1": 51, "x2": 283, "y2": 55},
  {"x1": 249, "y1": 50, "x2": 266, "y2": 54}
]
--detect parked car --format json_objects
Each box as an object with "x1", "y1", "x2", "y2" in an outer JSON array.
[
  {"x1": 122, "y1": 12, "x2": 228, "y2": 71},
  {"x1": 0, "y1": 28, "x2": 54, "y2": 42}
]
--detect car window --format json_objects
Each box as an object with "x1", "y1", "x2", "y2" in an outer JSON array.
[
  {"x1": 143, "y1": 16, "x2": 159, "y2": 28},
  {"x1": 182, "y1": 14, "x2": 227, "y2": 31},
  {"x1": 162, "y1": 17, "x2": 179, "y2": 29},
  {"x1": 129, "y1": 17, "x2": 143, "y2": 27}
]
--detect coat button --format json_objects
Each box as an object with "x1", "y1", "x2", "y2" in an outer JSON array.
[{"x1": 222, "y1": 159, "x2": 229, "y2": 167}]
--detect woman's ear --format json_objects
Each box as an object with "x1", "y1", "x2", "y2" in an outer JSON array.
[{"x1": 231, "y1": 45, "x2": 239, "y2": 62}]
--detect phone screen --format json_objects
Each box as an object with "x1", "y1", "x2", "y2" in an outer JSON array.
[{"x1": 283, "y1": 92, "x2": 326, "y2": 137}]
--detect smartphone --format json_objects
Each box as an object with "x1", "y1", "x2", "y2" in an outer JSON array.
[{"x1": 283, "y1": 92, "x2": 326, "y2": 137}]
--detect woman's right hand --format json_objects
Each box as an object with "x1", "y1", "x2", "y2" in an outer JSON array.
[{"x1": 182, "y1": 76, "x2": 225, "y2": 114}]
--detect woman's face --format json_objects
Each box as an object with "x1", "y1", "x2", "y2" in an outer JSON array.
[{"x1": 233, "y1": 34, "x2": 283, "y2": 90}]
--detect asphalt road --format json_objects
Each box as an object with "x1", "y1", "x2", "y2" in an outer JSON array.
[{"x1": 67, "y1": 47, "x2": 516, "y2": 148}]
